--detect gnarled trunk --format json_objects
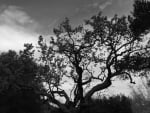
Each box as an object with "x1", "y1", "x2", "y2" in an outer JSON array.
[{"x1": 85, "y1": 77, "x2": 112, "y2": 101}]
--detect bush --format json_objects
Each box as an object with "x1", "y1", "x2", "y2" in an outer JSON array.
[{"x1": 83, "y1": 95, "x2": 133, "y2": 113}]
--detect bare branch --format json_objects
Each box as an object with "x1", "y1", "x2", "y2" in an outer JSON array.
[
  {"x1": 39, "y1": 92, "x2": 74, "y2": 113},
  {"x1": 116, "y1": 39, "x2": 135, "y2": 52},
  {"x1": 52, "y1": 90, "x2": 70, "y2": 102},
  {"x1": 83, "y1": 63, "x2": 105, "y2": 86},
  {"x1": 85, "y1": 77, "x2": 112, "y2": 101},
  {"x1": 82, "y1": 78, "x2": 92, "y2": 85},
  {"x1": 66, "y1": 75, "x2": 77, "y2": 83},
  {"x1": 122, "y1": 72, "x2": 136, "y2": 84}
]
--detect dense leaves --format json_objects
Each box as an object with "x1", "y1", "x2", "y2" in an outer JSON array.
[
  {"x1": 0, "y1": 45, "x2": 44, "y2": 113},
  {"x1": 117, "y1": 54, "x2": 150, "y2": 71},
  {"x1": 129, "y1": 0, "x2": 150, "y2": 37}
]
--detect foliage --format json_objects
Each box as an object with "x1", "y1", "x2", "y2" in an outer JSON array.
[
  {"x1": 129, "y1": 0, "x2": 150, "y2": 37},
  {"x1": 0, "y1": 88, "x2": 42, "y2": 113},
  {"x1": 49, "y1": 95, "x2": 133, "y2": 113},
  {"x1": 36, "y1": 12, "x2": 148, "y2": 113},
  {"x1": 0, "y1": 44, "x2": 44, "y2": 113},
  {"x1": 131, "y1": 88, "x2": 150, "y2": 113},
  {"x1": 84, "y1": 95, "x2": 132, "y2": 113},
  {"x1": 0, "y1": 44, "x2": 38, "y2": 91}
]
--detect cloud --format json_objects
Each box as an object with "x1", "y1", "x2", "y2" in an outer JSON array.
[
  {"x1": 99, "y1": 0, "x2": 113, "y2": 10},
  {"x1": 0, "y1": 6, "x2": 32, "y2": 24},
  {"x1": 0, "y1": 25, "x2": 38, "y2": 51},
  {"x1": 86, "y1": 0, "x2": 113, "y2": 10},
  {"x1": 0, "y1": 5, "x2": 40, "y2": 52},
  {"x1": 0, "y1": 5, "x2": 40, "y2": 32}
]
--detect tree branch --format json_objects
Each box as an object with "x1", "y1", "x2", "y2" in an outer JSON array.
[
  {"x1": 38, "y1": 92, "x2": 69, "y2": 113},
  {"x1": 51, "y1": 90, "x2": 70, "y2": 103},
  {"x1": 122, "y1": 72, "x2": 136, "y2": 84},
  {"x1": 85, "y1": 77, "x2": 112, "y2": 101}
]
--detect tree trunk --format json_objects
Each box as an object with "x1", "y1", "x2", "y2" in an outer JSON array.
[{"x1": 85, "y1": 77, "x2": 112, "y2": 101}]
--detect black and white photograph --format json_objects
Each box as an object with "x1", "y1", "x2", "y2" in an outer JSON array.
[{"x1": 0, "y1": 0, "x2": 150, "y2": 113}]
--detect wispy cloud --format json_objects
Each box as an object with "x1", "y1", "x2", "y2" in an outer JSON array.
[
  {"x1": 99, "y1": 0, "x2": 113, "y2": 10},
  {"x1": 0, "y1": 5, "x2": 40, "y2": 32},
  {"x1": 87, "y1": 0, "x2": 113, "y2": 10},
  {"x1": 0, "y1": 5, "x2": 39, "y2": 52}
]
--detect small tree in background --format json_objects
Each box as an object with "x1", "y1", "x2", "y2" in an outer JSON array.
[
  {"x1": 0, "y1": 44, "x2": 44, "y2": 113},
  {"x1": 129, "y1": 0, "x2": 150, "y2": 37},
  {"x1": 129, "y1": 0, "x2": 150, "y2": 88},
  {"x1": 36, "y1": 12, "x2": 149, "y2": 113}
]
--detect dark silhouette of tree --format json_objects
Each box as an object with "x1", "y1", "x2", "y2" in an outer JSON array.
[
  {"x1": 127, "y1": 0, "x2": 150, "y2": 85},
  {"x1": 36, "y1": 12, "x2": 147, "y2": 113},
  {"x1": 129, "y1": 0, "x2": 150, "y2": 37},
  {"x1": 0, "y1": 44, "x2": 44, "y2": 113}
]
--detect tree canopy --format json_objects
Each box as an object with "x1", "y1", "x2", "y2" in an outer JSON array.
[
  {"x1": 36, "y1": 12, "x2": 149, "y2": 113},
  {"x1": 129, "y1": 0, "x2": 150, "y2": 37},
  {"x1": 0, "y1": 44, "x2": 44, "y2": 113}
]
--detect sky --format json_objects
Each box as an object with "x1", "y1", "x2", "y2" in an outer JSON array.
[{"x1": 0, "y1": 0, "x2": 134, "y2": 51}]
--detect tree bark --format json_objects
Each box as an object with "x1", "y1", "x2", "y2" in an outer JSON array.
[{"x1": 85, "y1": 77, "x2": 112, "y2": 101}]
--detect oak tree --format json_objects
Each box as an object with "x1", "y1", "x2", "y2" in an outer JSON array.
[{"x1": 37, "y1": 12, "x2": 149, "y2": 113}]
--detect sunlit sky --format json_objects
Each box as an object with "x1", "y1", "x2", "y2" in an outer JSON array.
[{"x1": 0, "y1": 0, "x2": 134, "y2": 51}]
